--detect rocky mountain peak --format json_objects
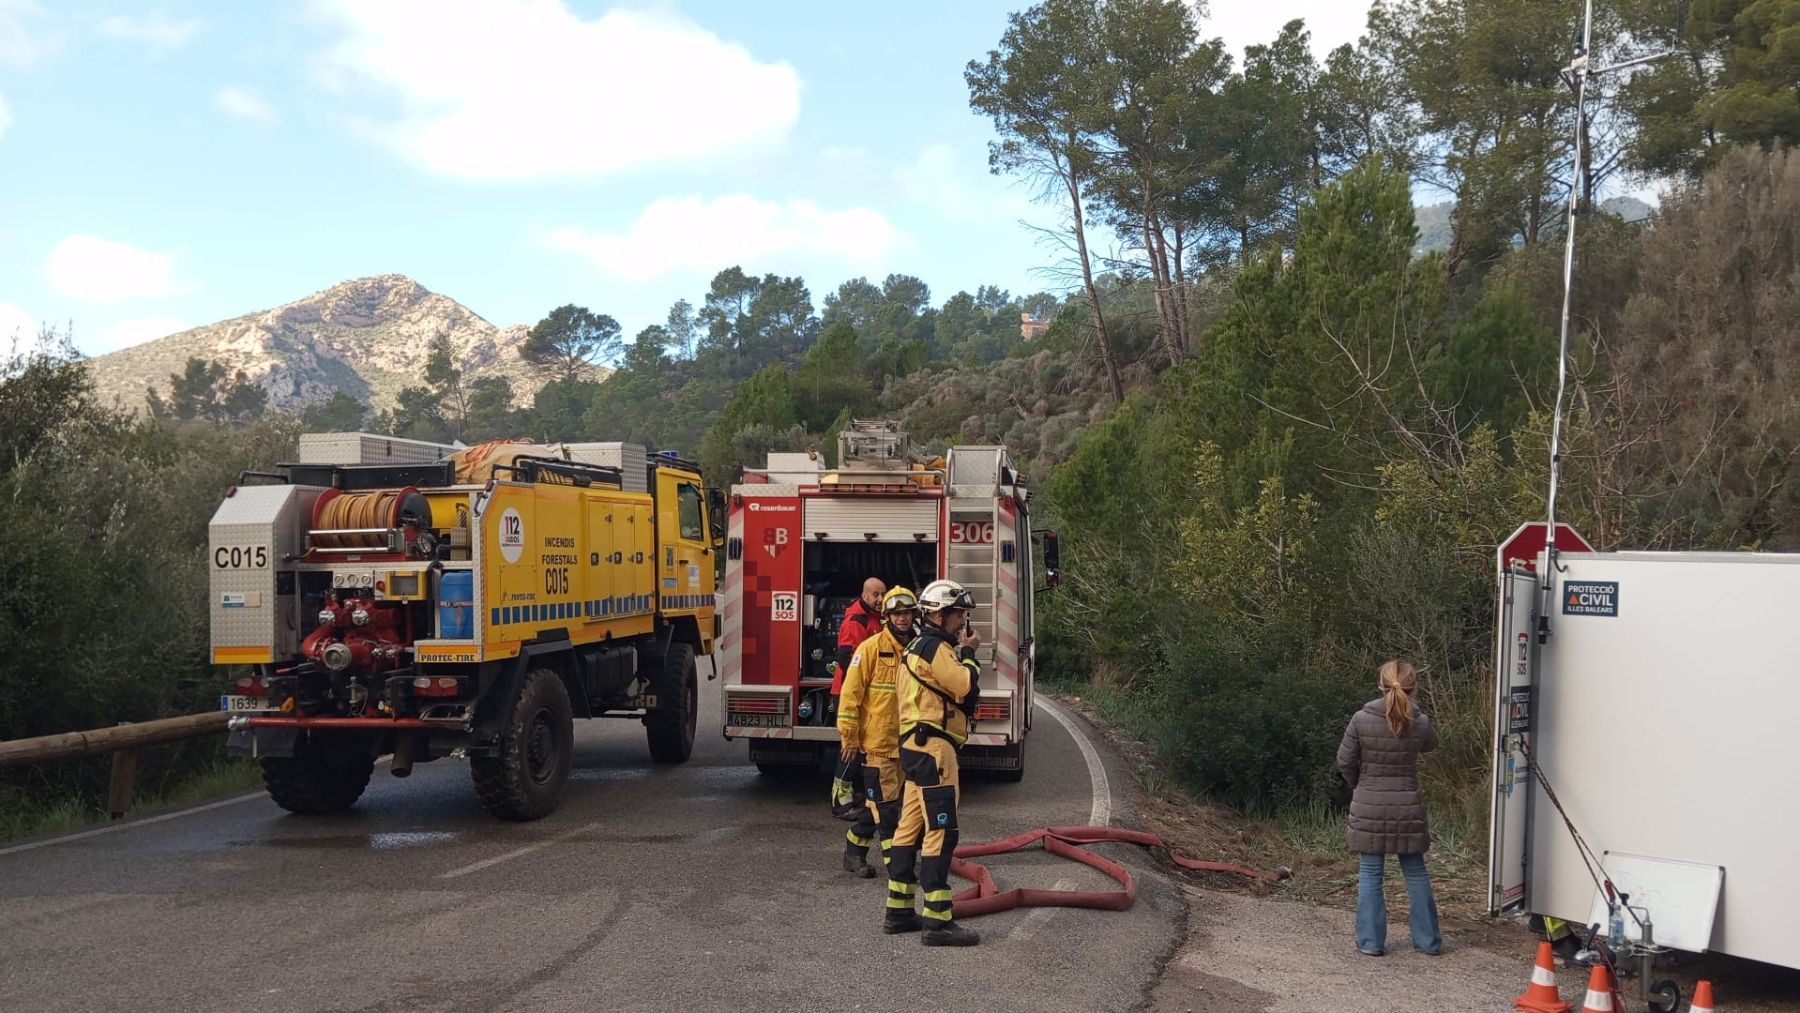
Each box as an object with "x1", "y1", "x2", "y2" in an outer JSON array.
[{"x1": 84, "y1": 275, "x2": 554, "y2": 415}]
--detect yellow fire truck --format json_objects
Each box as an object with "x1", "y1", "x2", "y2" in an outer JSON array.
[{"x1": 209, "y1": 434, "x2": 722, "y2": 820}]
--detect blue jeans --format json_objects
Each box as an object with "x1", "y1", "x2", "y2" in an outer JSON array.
[{"x1": 1356, "y1": 852, "x2": 1441, "y2": 954}]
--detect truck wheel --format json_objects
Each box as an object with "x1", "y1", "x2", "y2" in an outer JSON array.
[
  {"x1": 471, "y1": 667, "x2": 574, "y2": 821},
  {"x1": 261, "y1": 733, "x2": 376, "y2": 815},
  {"x1": 645, "y1": 642, "x2": 697, "y2": 763}
]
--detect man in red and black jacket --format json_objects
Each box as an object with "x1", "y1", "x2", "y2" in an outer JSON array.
[{"x1": 831, "y1": 578, "x2": 886, "y2": 696}]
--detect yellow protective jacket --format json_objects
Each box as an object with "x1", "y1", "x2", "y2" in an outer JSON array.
[
  {"x1": 837, "y1": 624, "x2": 907, "y2": 757},
  {"x1": 899, "y1": 625, "x2": 981, "y2": 747}
]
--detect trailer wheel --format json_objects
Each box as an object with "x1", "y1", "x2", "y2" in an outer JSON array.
[
  {"x1": 261, "y1": 733, "x2": 376, "y2": 815},
  {"x1": 471, "y1": 667, "x2": 574, "y2": 821},
  {"x1": 1647, "y1": 980, "x2": 1680, "y2": 1013},
  {"x1": 645, "y1": 642, "x2": 697, "y2": 763}
]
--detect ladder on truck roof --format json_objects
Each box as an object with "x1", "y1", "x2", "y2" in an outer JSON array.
[{"x1": 945, "y1": 446, "x2": 1014, "y2": 647}]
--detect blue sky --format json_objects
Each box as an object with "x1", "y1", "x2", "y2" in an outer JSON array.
[{"x1": 0, "y1": 1, "x2": 1375, "y2": 358}]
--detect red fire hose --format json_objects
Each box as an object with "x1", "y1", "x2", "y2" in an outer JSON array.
[{"x1": 949, "y1": 825, "x2": 1291, "y2": 919}]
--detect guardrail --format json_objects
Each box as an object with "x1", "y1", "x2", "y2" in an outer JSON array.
[{"x1": 0, "y1": 711, "x2": 230, "y2": 819}]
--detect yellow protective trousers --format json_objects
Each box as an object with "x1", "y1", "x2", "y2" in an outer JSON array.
[
  {"x1": 885, "y1": 734, "x2": 961, "y2": 924},
  {"x1": 845, "y1": 752, "x2": 903, "y2": 862}
]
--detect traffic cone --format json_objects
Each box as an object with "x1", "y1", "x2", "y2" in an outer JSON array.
[
  {"x1": 1689, "y1": 980, "x2": 1715, "y2": 1013},
  {"x1": 1579, "y1": 964, "x2": 1615, "y2": 1013},
  {"x1": 1515, "y1": 941, "x2": 1573, "y2": 1013}
]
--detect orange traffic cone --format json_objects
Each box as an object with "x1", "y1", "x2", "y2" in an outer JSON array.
[
  {"x1": 1689, "y1": 979, "x2": 1716, "y2": 1013},
  {"x1": 1579, "y1": 964, "x2": 1615, "y2": 1013},
  {"x1": 1515, "y1": 941, "x2": 1573, "y2": 1013}
]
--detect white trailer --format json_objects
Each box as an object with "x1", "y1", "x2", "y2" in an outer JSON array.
[{"x1": 1490, "y1": 548, "x2": 1800, "y2": 971}]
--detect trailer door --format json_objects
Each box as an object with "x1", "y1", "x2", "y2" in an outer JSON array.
[{"x1": 1489, "y1": 565, "x2": 1540, "y2": 915}]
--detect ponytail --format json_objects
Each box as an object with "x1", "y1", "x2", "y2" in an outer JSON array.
[{"x1": 1379, "y1": 659, "x2": 1418, "y2": 738}]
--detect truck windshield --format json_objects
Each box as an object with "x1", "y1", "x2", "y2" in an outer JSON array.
[{"x1": 678, "y1": 483, "x2": 704, "y2": 541}]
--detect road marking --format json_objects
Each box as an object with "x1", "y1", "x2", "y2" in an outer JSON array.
[
  {"x1": 998, "y1": 702, "x2": 1110, "y2": 941},
  {"x1": 1006, "y1": 878, "x2": 1077, "y2": 943},
  {"x1": 0, "y1": 791, "x2": 267, "y2": 858},
  {"x1": 1037, "y1": 697, "x2": 1111, "y2": 827},
  {"x1": 438, "y1": 820, "x2": 603, "y2": 879}
]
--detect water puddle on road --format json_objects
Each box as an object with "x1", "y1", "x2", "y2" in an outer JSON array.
[
  {"x1": 567, "y1": 767, "x2": 653, "y2": 782},
  {"x1": 230, "y1": 830, "x2": 462, "y2": 851},
  {"x1": 367, "y1": 831, "x2": 458, "y2": 849}
]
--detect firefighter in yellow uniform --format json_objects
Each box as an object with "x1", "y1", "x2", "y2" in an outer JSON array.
[
  {"x1": 883, "y1": 579, "x2": 982, "y2": 946},
  {"x1": 835, "y1": 586, "x2": 917, "y2": 877}
]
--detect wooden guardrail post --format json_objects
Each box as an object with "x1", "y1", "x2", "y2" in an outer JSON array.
[
  {"x1": 0, "y1": 711, "x2": 229, "y2": 822},
  {"x1": 106, "y1": 742, "x2": 139, "y2": 819}
]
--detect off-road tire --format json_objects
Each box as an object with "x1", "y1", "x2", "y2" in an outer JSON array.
[
  {"x1": 261, "y1": 734, "x2": 376, "y2": 815},
  {"x1": 471, "y1": 667, "x2": 574, "y2": 821},
  {"x1": 645, "y1": 642, "x2": 698, "y2": 763}
]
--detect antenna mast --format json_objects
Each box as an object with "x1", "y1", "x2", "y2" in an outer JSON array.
[{"x1": 1538, "y1": 1, "x2": 1671, "y2": 639}]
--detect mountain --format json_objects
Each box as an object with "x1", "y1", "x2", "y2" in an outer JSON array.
[
  {"x1": 84, "y1": 274, "x2": 567, "y2": 414},
  {"x1": 1413, "y1": 197, "x2": 1658, "y2": 256}
]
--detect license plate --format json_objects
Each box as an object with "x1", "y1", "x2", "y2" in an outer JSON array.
[
  {"x1": 220, "y1": 695, "x2": 268, "y2": 712},
  {"x1": 729, "y1": 712, "x2": 788, "y2": 728}
]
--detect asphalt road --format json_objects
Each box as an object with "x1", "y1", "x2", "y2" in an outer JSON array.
[{"x1": 0, "y1": 663, "x2": 1183, "y2": 1013}]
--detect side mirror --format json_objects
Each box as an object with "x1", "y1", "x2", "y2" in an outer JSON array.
[
  {"x1": 707, "y1": 487, "x2": 728, "y2": 546},
  {"x1": 1043, "y1": 530, "x2": 1061, "y2": 589}
]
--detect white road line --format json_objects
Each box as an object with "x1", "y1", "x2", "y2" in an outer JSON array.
[
  {"x1": 0, "y1": 791, "x2": 266, "y2": 858},
  {"x1": 438, "y1": 820, "x2": 603, "y2": 880},
  {"x1": 995, "y1": 702, "x2": 1110, "y2": 942},
  {"x1": 1006, "y1": 878, "x2": 1077, "y2": 943},
  {"x1": 1036, "y1": 697, "x2": 1111, "y2": 828}
]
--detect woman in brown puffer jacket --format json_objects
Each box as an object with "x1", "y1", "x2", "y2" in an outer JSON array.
[{"x1": 1336, "y1": 659, "x2": 1441, "y2": 956}]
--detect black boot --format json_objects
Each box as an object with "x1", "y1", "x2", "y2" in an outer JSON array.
[
  {"x1": 883, "y1": 909, "x2": 924, "y2": 934},
  {"x1": 921, "y1": 920, "x2": 980, "y2": 947},
  {"x1": 842, "y1": 845, "x2": 876, "y2": 878}
]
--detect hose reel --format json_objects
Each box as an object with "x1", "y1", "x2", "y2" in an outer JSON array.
[{"x1": 309, "y1": 487, "x2": 432, "y2": 553}]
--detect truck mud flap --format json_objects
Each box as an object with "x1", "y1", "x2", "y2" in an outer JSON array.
[
  {"x1": 748, "y1": 740, "x2": 825, "y2": 768},
  {"x1": 470, "y1": 644, "x2": 560, "y2": 754},
  {"x1": 959, "y1": 745, "x2": 1021, "y2": 771},
  {"x1": 228, "y1": 725, "x2": 299, "y2": 759}
]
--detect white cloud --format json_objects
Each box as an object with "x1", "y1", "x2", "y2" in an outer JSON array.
[
  {"x1": 1195, "y1": 0, "x2": 1371, "y2": 60},
  {"x1": 310, "y1": 0, "x2": 801, "y2": 181},
  {"x1": 215, "y1": 84, "x2": 275, "y2": 122},
  {"x1": 95, "y1": 316, "x2": 187, "y2": 353},
  {"x1": 0, "y1": 0, "x2": 59, "y2": 67},
  {"x1": 894, "y1": 144, "x2": 1033, "y2": 221},
  {"x1": 0, "y1": 301, "x2": 33, "y2": 342},
  {"x1": 542, "y1": 195, "x2": 900, "y2": 282},
  {"x1": 0, "y1": 92, "x2": 11, "y2": 141},
  {"x1": 98, "y1": 10, "x2": 204, "y2": 52},
  {"x1": 820, "y1": 145, "x2": 873, "y2": 167},
  {"x1": 46, "y1": 234, "x2": 190, "y2": 303}
]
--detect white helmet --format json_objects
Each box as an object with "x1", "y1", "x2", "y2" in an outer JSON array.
[{"x1": 917, "y1": 579, "x2": 974, "y2": 615}]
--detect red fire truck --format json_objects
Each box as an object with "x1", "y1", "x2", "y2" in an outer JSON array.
[{"x1": 717, "y1": 421, "x2": 1057, "y2": 781}]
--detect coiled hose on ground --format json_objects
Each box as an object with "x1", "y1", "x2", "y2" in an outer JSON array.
[{"x1": 950, "y1": 825, "x2": 1292, "y2": 919}]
